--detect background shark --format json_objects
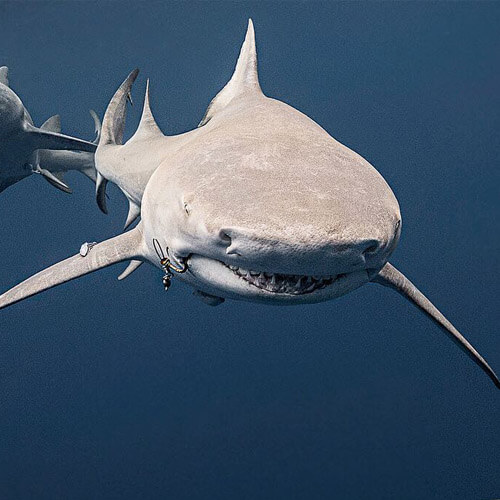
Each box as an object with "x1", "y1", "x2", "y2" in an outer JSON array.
[
  {"x1": 0, "y1": 66, "x2": 98, "y2": 194},
  {"x1": 0, "y1": 22, "x2": 497, "y2": 389}
]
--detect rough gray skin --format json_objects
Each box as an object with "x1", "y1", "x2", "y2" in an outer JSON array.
[
  {"x1": 0, "y1": 21, "x2": 497, "y2": 388},
  {"x1": 0, "y1": 66, "x2": 97, "y2": 194}
]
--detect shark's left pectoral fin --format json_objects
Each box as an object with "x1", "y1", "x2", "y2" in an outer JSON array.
[
  {"x1": 0, "y1": 227, "x2": 144, "y2": 311},
  {"x1": 25, "y1": 123, "x2": 96, "y2": 153},
  {"x1": 373, "y1": 262, "x2": 499, "y2": 389}
]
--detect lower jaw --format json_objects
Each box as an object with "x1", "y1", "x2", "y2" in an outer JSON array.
[{"x1": 182, "y1": 255, "x2": 371, "y2": 305}]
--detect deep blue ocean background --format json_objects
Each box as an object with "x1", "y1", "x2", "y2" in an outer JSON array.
[{"x1": 0, "y1": 2, "x2": 498, "y2": 499}]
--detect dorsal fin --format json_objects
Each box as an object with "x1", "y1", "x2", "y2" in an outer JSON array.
[
  {"x1": 199, "y1": 19, "x2": 262, "y2": 127},
  {"x1": 101, "y1": 68, "x2": 139, "y2": 145},
  {"x1": 131, "y1": 79, "x2": 163, "y2": 140},
  {"x1": 40, "y1": 115, "x2": 61, "y2": 133},
  {"x1": 0, "y1": 66, "x2": 9, "y2": 87}
]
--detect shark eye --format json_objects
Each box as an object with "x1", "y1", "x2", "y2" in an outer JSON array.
[{"x1": 183, "y1": 202, "x2": 191, "y2": 216}]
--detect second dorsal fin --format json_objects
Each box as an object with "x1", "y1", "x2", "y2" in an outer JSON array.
[{"x1": 199, "y1": 19, "x2": 262, "y2": 127}]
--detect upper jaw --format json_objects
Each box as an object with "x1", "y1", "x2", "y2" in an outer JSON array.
[{"x1": 179, "y1": 254, "x2": 371, "y2": 305}]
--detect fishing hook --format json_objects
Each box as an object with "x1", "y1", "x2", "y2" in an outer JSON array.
[{"x1": 152, "y1": 238, "x2": 188, "y2": 291}]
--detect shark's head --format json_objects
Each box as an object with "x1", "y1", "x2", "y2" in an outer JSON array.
[
  {"x1": 139, "y1": 21, "x2": 401, "y2": 304},
  {"x1": 142, "y1": 116, "x2": 401, "y2": 304}
]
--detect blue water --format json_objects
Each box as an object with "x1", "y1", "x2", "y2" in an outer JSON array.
[{"x1": 0, "y1": 2, "x2": 498, "y2": 499}]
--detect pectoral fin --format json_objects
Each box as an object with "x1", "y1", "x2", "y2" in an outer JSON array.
[
  {"x1": 373, "y1": 262, "x2": 499, "y2": 389},
  {"x1": 0, "y1": 227, "x2": 144, "y2": 310},
  {"x1": 35, "y1": 166, "x2": 72, "y2": 194}
]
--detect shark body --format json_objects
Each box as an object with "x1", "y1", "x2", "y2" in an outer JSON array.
[
  {"x1": 0, "y1": 22, "x2": 498, "y2": 388},
  {"x1": 0, "y1": 66, "x2": 97, "y2": 194}
]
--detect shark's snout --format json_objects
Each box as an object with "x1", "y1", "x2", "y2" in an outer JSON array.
[{"x1": 207, "y1": 216, "x2": 399, "y2": 276}]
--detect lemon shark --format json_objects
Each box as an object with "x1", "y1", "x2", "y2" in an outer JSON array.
[
  {"x1": 0, "y1": 66, "x2": 98, "y2": 194},
  {"x1": 0, "y1": 22, "x2": 497, "y2": 388}
]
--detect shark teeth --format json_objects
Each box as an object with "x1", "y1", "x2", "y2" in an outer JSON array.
[{"x1": 224, "y1": 264, "x2": 338, "y2": 294}]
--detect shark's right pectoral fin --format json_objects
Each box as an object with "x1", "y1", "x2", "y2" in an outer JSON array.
[
  {"x1": 373, "y1": 262, "x2": 500, "y2": 389},
  {"x1": 25, "y1": 123, "x2": 97, "y2": 154},
  {"x1": 0, "y1": 228, "x2": 144, "y2": 311}
]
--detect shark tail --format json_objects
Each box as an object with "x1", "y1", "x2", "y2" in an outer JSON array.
[
  {"x1": 373, "y1": 262, "x2": 500, "y2": 389},
  {"x1": 100, "y1": 68, "x2": 139, "y2": 146},
  {"x1": 94, "y1": 69, "x2": 139, "y2": 213},
  {"x1": 0, "y1": 227, "x2": 143, "y2": 311},
  {"x1": 95, "y1": 172, "x2": 109, "y2": 214}
]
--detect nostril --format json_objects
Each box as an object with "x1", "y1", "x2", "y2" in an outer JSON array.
[
  {"x1": 219, "y1": 230, "x2": 232, "y2": 246},
  {"x1": 365, "y1": 244, "x2": 378, "y2": 254}
]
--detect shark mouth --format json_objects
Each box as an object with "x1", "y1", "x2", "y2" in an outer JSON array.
[{"x1": 224, "y1": 264, "x2": 339, "y2": 294}]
